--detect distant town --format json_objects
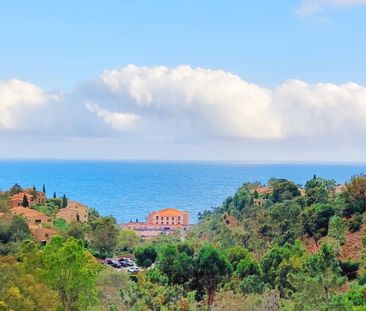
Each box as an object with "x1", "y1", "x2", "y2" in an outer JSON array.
[{"x1": 0, "y1": 183, "x2": 191, "y2": 243}]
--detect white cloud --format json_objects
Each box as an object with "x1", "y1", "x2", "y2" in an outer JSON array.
[
  {"x1": 0, "y1": 79, "x2": 58, "y2": 130},
  {"x1": 274, "y1": 80, "x2": 366, "y2": 138},
  {"x1": 85, "y1": 103, "x2": 139, "y2": 130},
  {"x1": 296, "y1": 0, "x2": 366, "y2": 15},
  {"x1": 2, "y1": 66, "x2": 366, "y2": 160},
  {"x1": 100, "y1": 65, "x2": 282, "y2": 139},
  {"x1": 95, "y1": 65, "x2": 366, "y2": 142}
]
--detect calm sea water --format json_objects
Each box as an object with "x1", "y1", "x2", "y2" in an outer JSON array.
[{"x1": 0, "y1": 161, "x2": 365, "y2": 223}]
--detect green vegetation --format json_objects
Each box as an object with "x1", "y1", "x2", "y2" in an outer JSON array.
[
  {"x1": 2, "y1": 174, "x2": 366, "y2": 310},
  {"x1": 33, "y1": 201, "x2": 59, "y2": 216}
]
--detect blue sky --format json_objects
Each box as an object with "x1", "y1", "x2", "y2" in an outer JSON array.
[
  {"x1": 1, "y1": 0, "x2": 366, "y2": 161},
  {"x1": 2, "y1": 0, "x2": 366, "y2": 89}
]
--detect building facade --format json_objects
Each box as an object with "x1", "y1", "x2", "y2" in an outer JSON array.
[
  {"x1": 147, "y1": 208, "x2": 189, "y2": 226},
  {"x1": 56, "y1": 200, "x2": 88, "y2": 224}
]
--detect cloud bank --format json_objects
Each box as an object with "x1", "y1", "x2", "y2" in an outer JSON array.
[
  {"x1": 1, "y1": 65, "x2": 366, "y2": 160},
  {"x1": 0, "y1": 79, "x2": 59, "y2": 130},
  {"x1": 296, "y1": 0, "x2": 366, "y2": 15}
]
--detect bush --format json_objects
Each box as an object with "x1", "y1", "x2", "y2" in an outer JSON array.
[
  {"x1": 239, "y1": 275, "x2": 265, "y2": 294},
  {"x1": 340, "y1": 260, "x2": 359, "y2": 281},
  {"x1": 134, "y1": 245, "x2": 157, "y2": 267},
  {"x1": 143, "y1": 258, "x2": 153, "y2": 268},
  {"x1": 349, "y1": 214, "x2": 363, "y2": 232}
]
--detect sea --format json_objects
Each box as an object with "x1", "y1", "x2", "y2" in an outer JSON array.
[{"x1": 0, "y1": 161, "x2": 365, "y2": 223}]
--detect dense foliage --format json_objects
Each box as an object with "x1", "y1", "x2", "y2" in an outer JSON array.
[{"x1": 2, "y1": 175, "x2": 366, "y2": 310}]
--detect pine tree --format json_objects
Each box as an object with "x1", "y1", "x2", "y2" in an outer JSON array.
[
  {"x1": 42, "y1": 184, "x2": 46, "y2": 193},
  {"x1": 22, "y1": 194, "x2": 29, "y2": 208},
  {"x1": 53, "y1": 192, "x2": 57, "y2": 199}
]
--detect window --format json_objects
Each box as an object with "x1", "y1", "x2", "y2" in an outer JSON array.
[
  {"x1": 45, "y1": 234, "x2": 49, "y2": 237},
  {"x1": 161, "y1": 222, "x2": 163, "y2": 225},
  {"x1": 156, "y1": 216, "x2": 159, "y2": 220},
  {"x1": 35, "y1": 219, "x2": 41, "y2": 223},
  {"x1": 178, "y1": 221, "x2": 181, "y2": 224},
  {"x1": 166, "y1": 222, "x2": 169, "y2": 225},
  {"x1": 178, "y1": 216, "x2": 181, "y2": 220},
  {"x1": 156, "y1": 222, "x2": 159, "y2": 224},
  {"x1": 172, "y1": 222, "x2": 175, "y2": 225}
]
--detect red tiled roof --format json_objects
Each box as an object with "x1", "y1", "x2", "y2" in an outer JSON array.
[
  {"x1": 11, "y1": 206, "x2": 46, "y2": 218},
  {"x1": 149, "y1": 208, "x2": 187, "y2": 216}
]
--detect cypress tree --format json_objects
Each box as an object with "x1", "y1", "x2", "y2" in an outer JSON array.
[
  {"x1": 62, "y1": 194, "x2": 68, "y2": 208},
  {"x1": 53, "y1": 192, "x2": 57, "y2": 199},
  {"x1": 22, "y1": 194, "x2": 29, "y2": 208},
  {"x1": 42, "y1": 184, "x2": 46, "y2": 193}
]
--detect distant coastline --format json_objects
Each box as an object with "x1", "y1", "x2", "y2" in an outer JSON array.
[{"x1": 0, "y1": 161, "x2": 365, "y2": 224}]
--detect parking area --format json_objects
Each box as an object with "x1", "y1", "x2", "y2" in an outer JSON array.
[{"x1": 103, "y1": 257, "x2": 142, "y2": 274}]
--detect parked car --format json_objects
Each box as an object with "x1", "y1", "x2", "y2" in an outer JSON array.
[
  {"x1": 106, "y1": 259, "x2": 122, "y2": 269},
  {"x1": 119, "y1": 258, "x2": 134, "y2": 266},
  {"x1": 127, "y1": 267, "x2": 140, "y2": 274}
]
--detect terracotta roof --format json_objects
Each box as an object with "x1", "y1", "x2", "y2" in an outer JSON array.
[
  {"x1": 67, "y1": 200, "x2": 87, "y2": 208},
  {"x1": 149, "y1": 208, "x2": 187, "y2": 216},
  {"x1": 11, "y1": 206, "x2": 47, "y2": 218},
  {"x1": 255, "y1": 187, "x2": 273, "y2": 195},
  {"x1": 10, "y1": 193, "x2": 31, "y2": 200}
]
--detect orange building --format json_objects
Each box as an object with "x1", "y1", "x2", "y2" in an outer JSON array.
[
  {"x1": 28, "y1": 224, "x2": 58, "y2": 243},
  {"x1": 147, "y1": 208, "x2": 189, "y2": 226},
  {"x1": 56, "y1": 200, "x2": 88, "y2": 224},
  {"x1": 9, "y1": 190, "x2": 46, "y2": 209},
  {"x1": 10, "y1": 206, "x2": 52, "y2": 225},
  {"x1": 254, "y1": 186, "x2": 273, "y2": 196}
]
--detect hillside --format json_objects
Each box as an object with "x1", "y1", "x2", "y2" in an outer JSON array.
[{"x1": 1, "y1": 175, "x2": 366, "y2": 310}]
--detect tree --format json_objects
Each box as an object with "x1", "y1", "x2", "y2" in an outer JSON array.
[
  {"x1": 288, "y1": 244, "x2": 345, "y2": 310},
  {"x1": 53, "y1": 192, "x2": 56, "y2": 199},
  {"x1": 40, "y1": 236, "x2": 98, "y2": 311},
  {"x1": 305, "y1": 177, "x2": 331, "y2": 205},
  {"x1": 158, "y1": 244, "x2": 194, "y2": 285},
  {"x1": 196, "y1": 244, "x2": 231, "y2": 306},
  {"x1": 0, "y1": 256, "x2": 60, "y2": 311},
  {"x1": 328, "y1": 216, "x2": 346, "y2": 254},
  {"x1": 22, "y1": 195, "x2": 29, "y2": 208},
  {"x1": 134, "y1": 244, "x2": 157, "y2": 267},
  {"x1": 236, "y1": 256, "x2": 261, "y2": 279},
  {"x1": 62, "y1": 194, "x2": 68, "y2": 208},
  {"x1": 303, "y1": 203, "x2": 334, "y2": 244},
  {"x1": 117, "y1": 229, "x2": 141, "y2": 252},
  {"x1": 91, "y1": 217, "x2": 118, "y2": 257},
  {"x1": 342, "y1": 175, "x2": 366, "y2": 217},
  {"x1": 271, "y1": 179, "x2": 301, "y2": 203},
  {"x1": 65, "y1": 222, "x2": 86, "y2": 240},
  {"x1": 42, "y1": 184, "x2": 46, "y2": 194},
  {"x1": 270, "y1": 201, "x2": 303, "y2": 245},
  {"x1": 8, "y1": 216, "x2": 31, "y2": 242},
  {"x1": 225, "y1": 246, "x2": 250, "y2": 270},
  {"x1": 260, "y1": 241, "x2": 305, "y2": 297}
]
